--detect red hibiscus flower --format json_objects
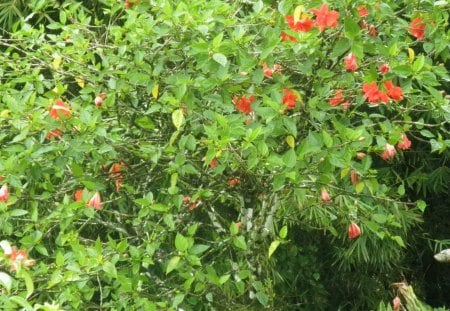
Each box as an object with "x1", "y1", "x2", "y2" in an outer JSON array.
[
  {"x1": 379, "y1": 64, "x2": 390, "y2": 74},
  {"x1": 397, "y1": 134, "x2": 412, "y2": 150},
  {"x1": 344, "y1": 53, "x2": 358, "y2": 71},
  {"x1": 0, "y1": 184, "x2": 9, "y2": 202},
  {"x1": 357, "y1": 5, "x2": 369, "y2": 17},
  {"x1": 381, "y1": 143, "x2": 396, "y2": 160},
  {"x1": 280, "y1": 32, "x2": 298, "y2": 43},
  {"x1": 321, "y1": 187, "x2": 331, "y2": 203},
  {"x1": 49, "y1": 99, "x2": 71, "y2": 120},
  {"x1": 362, "y1": 82, "x2": 389, "y2": 104},
  {"x1": 348, "y1": 222, "x2": 361, "y2": 239},
  {"x1": 285, "y1": 15, "x2": 314, "y2": 32},
  {"x1": 228, "y1": 178, "x2": 241, "y2": 186},
  {"x1": 282, "y1": 89, "x2": 297, "y2": 110},
  {"x1": 262, "y1": 63, "x2": 282, "y2": 78},
  {"x1": 409, "y1": 18, "x2": 426, "y2": 40},
  {"x1": 74, "y1": 189, "x2": 84, "y2": 202},
  {"x1": 329, "y1": 89, "x2": 344, "y2": 106},
  {"x1": 109, "y1": 162, "x2": 125, "y2": 192},
  {"x1": 88, "y1": 192, "x2": 102, "y2": 210},
  {"x1": 46, "y1": 129, "x2": 63, "y2": 140},
  {"x1": 209, "y1": 158, "x2": 218, "y2": 169},
  {"x1": 310, "y1": 4, "x2": 340, "y2": 32},
  {"x1": 233, "y1": 95, "x2": 256, "y2": 114},
  {"x1": 384, "y1": 81, "x2": 403, "y2": 101}
]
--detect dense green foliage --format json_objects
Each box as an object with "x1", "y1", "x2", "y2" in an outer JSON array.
[{"x1": 0, "y1": 0, "x2": 449, "y2": 310}]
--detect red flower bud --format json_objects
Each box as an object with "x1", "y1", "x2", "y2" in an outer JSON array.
[
  {"x1": 348, "y1": 222, "x2": 361, "y2": 239},
  {"x1": 0, "y1": 184, "x2": 9, "y2": 202},
  {"x1": 321, "y1": 188, "x2": 331, "y2": 203}
]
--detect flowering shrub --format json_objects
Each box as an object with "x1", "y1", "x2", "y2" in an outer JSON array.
[{"x1": 0, "y1": 0, "x2": 449, "y2": 309}]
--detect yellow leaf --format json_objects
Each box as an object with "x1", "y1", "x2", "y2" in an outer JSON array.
[
  {"x1": 75, "y1": 76, "x2": 85, "y2": 88},
  {"x1": 152, "y1": 84, "x2": 159, "y2": 99},
  {"x1": 52, "y1": 55, "x2": 62, "y2": 70},
  {"x1": 172, "y1": 109, "x2": 185, "y2": 130},
  {"x1": 0, "y1": 110, "x2": 10, "y2": 118},
  {"x1": 293, "y1": 5, "x2": 304, "y2": 23},
  {"x1": 408, "y1": 48, "x2": 415, "y2": 64},
  {"x1": 285, "y1": 135, "x2": 295, "y2": 148}
]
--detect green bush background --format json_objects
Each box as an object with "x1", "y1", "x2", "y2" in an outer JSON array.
[{"x1": 0, "y1": 0, "x2": 449, "y2": 310}]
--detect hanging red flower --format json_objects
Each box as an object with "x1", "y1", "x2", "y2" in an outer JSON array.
[
  {"x1": 285, "y1": 15, "x2": 314, "y2": 32},
  {"x1": 0, "y1": 184, "x2": 9, "y2": 202},
  {"x1": 348, "y1": 222, "x2": 361, "y2": 239},
  {"x1": 397, "y1": 134, "x2": 412, "y2": 150},
  {"x1": 344, "y1": 53, "x2": 358, "y2": 71},
  {"x1": 381, "y1": 143, "x2": 396, "y2": 160},
  {"x1": 88, "y1": 192, "x2": 102, "y2": 210}
]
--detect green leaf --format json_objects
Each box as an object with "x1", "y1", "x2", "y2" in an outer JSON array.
[
  {"x1": 172, "y1": 294, "x2": 185, "y2": 308},
  {"x1": 391, "y1": 236, "x2": 406, "y2": 248},
  {"x1": 18, "y1": 270, "x2": 34, "y2": 298},
  {"x1": 416, "y1": 200, "x2": 427, "y2": 212},
  {"x1": 229, "y1": 222, "x2": 239, "y2": 236},
  {"x1": 344, "y1": 17, "x2": 360, "y2": 40},
  {"x1": 175, "y1": 233, "x2": 189, "y2": 252},
  {"x1": 372, "y1": 214, "x2": 387, "y2": 224},
  {"x1": 9, "y1": 296, "x2": 33, "y2": 311},
  {"x1": 103, "y1": 261, "x2": 117, "y2": 278},
  {"x1": 0, "y1": 272, "x2": 12, "y2": 292},
  {"x1": 256, "y1": 292, "x2": 269, "y2": 306},
  {"x1": 172, "y1": 109, "x2": 185, "y2": 130},
  {"x1": 166, "y1": 256, "x2": 181, "y2": 274},
  {"x1": 212, "y1": 53, "x2": 227, "y2": 67},
  {"x1": 135, "y1": 116, "x2": 155, "y2": 130},
  {"x1": 322, "y1": 130, "x2": 333, "y2": 148},
  {"x1": 233, "y1": 236, "x2": 247, "y2": 250},
  {"x1": 190, "y1": 244, "x2": 210, "y2": 255},
  {"x1": 9, "y1": 209, "x2": 28, "y2": 217},
  {"x1": 150, "y1": 203, "x2": 169, "y2": 212},
  {"x1": 268, "y1": 240, "x2": 280, "y2": 258},
  {"x1": 219, "y1": 274, "x2": 230, "y2": 285},
  {"x1": 412, "y1": 55, "x2": 425, "y2": 72},
  {"x1": 279, "y1": 226, "x2": 288, "y2": 239}
]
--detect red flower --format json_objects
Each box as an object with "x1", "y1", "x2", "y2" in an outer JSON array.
[
  {"x1": 381, "y1": 143, "x2": 396, "y2": 160},
  {"x1": 0, "y1": 184, "x2": 9, "y2": 202},
  {"x1": 329, "y1": 89, "x2": 344, "y2": 106},
  {"x1": 341, "y1": 101, "x2": 350, "y2": 110},
  {"x1": 262, "y1": 63, "x2": 282, "y2": 78},
  {"x1": 280, "y1": 32, "x2": 298, "y2": 43},
  {"x1": 357, "y1": 5, "x2": 369, "y2": 17},
  {"x1": 88, "y1": 192, "x2": 102, "y2": 210},
  {"x1": 282, "y1": 89, "x2": 297, "y2": 110},
  {"x1": 397, "y1": 134, "x2": 412, "y2": 150},
  {"x1": 344, "y1": 53, "x2": 358, "y2": 71},
  {"x1": 409, "y1": 18, "x2": 425, "y2": 40},
  {"x1": 379, "y1": 64, "x2": 390, "y2": 74},
  {"x1": 228, "y1": 178, "x2": 241, "y2": 186},
  {"x1": 285, "y1": 15, "x2": 314, "y2": 32},
  {"x1": 310, "y1": 4, "x2": 340, "y2": 32},
  {"x1": 209, "y1": 158, "x2": 218, "y2": 169},
  {"x1": 46, "y1": 129, "x2": 62, "y2": 140},
  {"x1": 74, "y1": 189, "x2": 84, "y2": 202},
  {"x1": 362, "y1": 82, "x2": 389, "y2": 104},
  {"x1": 233, "y1": 95, "x2": 256, "y2": 114},
  {"x1": 0, "y1": 176, "x2": 4, "y2": 181},
  {"x1": 188, "y1": 199, "x2": 202, "y2": 211},
  {"x1": 321, "y1": 188, "x2": 331, "y2": 203},
  {"x1": 109, "y1": 162, "x2": 125, "y2": 192},
  {"x1": 49, "y1": 99, "x2": 71, "y2": 120},
  {"x1": 350, "y1": 170, "x2": 359, "y2": 185},
  {"x1": 182, "y1": 195, "x2": 191, "y2": 204},
  {"x1": 392, "y1": 296, "x2": 401, "y2": 311},
  {"x1": 348, "y1": 222, "x2": 361, "y2": 239},
  {"x1": 384, "y1": 81, "x2": 403, "y2": 101},
  {"x1": 95, "y1": 93, "x2": 107, "y2": 107}
]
